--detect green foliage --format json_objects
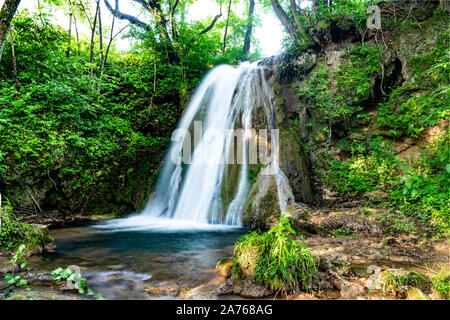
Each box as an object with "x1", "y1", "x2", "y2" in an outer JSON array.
[
  {"x1": 335, "y1": 43, "x2": 382, "y2": 107},
  {"x1": 322, "y1": 128, "x2": 449, "y2": 237},
  {"x1": 299, "y1": 44, "x2": 381, "y2": 133},
  {"x1": 312, "y1": 0, "x2": 370, "y2": 30},
  {"x1": 381, "y1": 270, "x2": 429, "y2": 296},
  {"x1": 0, "y1": 3, "x2": 262, "y2": 221},
  {"x1": 430, "y1": 271, "x2": 450, "y2": 299},
  {"x1": 388, "y1": 132, "x2": 450, "y2": 237},
  {"x1": 377, "y1": 31, "x2": 449, "y2": 137},
  {"x1": 378, "y1": 213, "x2": 418, "y2": 235},
  {"x1": 322, "y1": 137, "x2": 398, "y2": 195},
  {"x1": 50, "y1": 267, "x2": 97, "y2": 296},
  {"x1": 234, "y1": 214, "x2": 317, "y2": 295},
  {"x1": 331, "y1": 227, "x2": 354, "y2": 236},
  {"x1": 299, "y1": 62, "x2": 334, "y2": 122},
  {"x1": 2, "y1": 245, "x2": 30, "y2": 299}
]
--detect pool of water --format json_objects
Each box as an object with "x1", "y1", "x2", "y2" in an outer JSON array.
[{"x1": 28, "y1": 217, "x2": 246, "y2": 299}]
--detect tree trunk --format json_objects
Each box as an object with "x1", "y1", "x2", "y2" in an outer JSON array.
[
  {"x1": 222, "y1": 0, "x2": 232, "y2": 52},
  {"x1": 0, "y1": 0, "x2": 21, "y2": 63},
  {"x1": 98, "y1": 0, "x2": 117, "y2": 93},
  {"x1": 73, "y1": 15, "x2": 80, "y2": 54},
  {"x1": 98, "y1": 3, "x2": 103, "y2": 65},
  {"x1": 242, "y1": 0, "x2": 255, "y2": 59},
  {"x1": 9, "y1": 29, "x2": 19, "y2": 91},
  {"x1": 66, "y1": 12, "x2": 73, "y2": 58},
  {"x1": 269, "y1": 0, "x2": 296, "y2": 39},
  {"x1": 169, "y1": 0, "x2": 179, "y2": 40},
  {"x1": 90, "y1": 0, "x2": 100, "y2": 89},
  {"x1": 290, "y1": 0, "x2": 308, "y2": 40}
]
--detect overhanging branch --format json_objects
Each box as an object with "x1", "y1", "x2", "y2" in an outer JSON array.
[
  {"x1": 199, "y1": 14, "x2": 222, "y2": 35},
  {"x1": 104, "y1": 0, "x2": 149, "y2": 29}
]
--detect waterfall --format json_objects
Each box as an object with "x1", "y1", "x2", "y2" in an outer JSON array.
[{"x1": 98, "y1": 61, "x2": 295, "y2": 230}]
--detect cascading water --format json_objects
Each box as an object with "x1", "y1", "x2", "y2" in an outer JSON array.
[{"x1": 98, "y1": 61, "x2": 295, "y2": 230}]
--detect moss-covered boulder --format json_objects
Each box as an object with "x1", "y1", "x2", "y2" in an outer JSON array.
[
  {"x1": 242, "y1": 173, "x2": 280, "y2": 229},
  {"x1": 0, "y1": 206, "x2": 53, "y2": 254}
]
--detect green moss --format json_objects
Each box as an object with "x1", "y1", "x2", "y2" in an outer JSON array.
[
  {"x1": 242, "y1": 175, "x2": 280, "y2": 229},
  {"x1": 0, "y1": 201, "x2": 53, "y2": 251},
  {"x1": 279, "y1": 128, "x2": 314, "y2": 203},
  {"x1": 297, "y1": 44, "x2": 381, "y2": 134}
]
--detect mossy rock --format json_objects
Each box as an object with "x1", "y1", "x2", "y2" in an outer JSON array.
[
  {"x1": 406, "y1": 287, "x2": 429, "y2": 300},
  {"x1": 234, "y1": 245, "x2": 261, "y2": 278},
  {"x1": 22, "y1": 224, "x2": 54, "y2": 254},
  {"x1": 242, "y1": 174, "x2": 280, "y2": 229},
  {"x1": 216, "y1": 257, "x2": 233, "y2": 278}
]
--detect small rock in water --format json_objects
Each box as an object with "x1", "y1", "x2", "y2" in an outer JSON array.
[{"x1": 144, "y1": 281, "x2": 180, "y2": 297}]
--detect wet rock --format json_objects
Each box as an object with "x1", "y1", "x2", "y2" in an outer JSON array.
[
  {"x1": 36, "y1": 273, "x2": 53, "y2": 283},
  {"x1": 327, "y1": 271, "x2": 365, "y2": 299},
  {"x1": 232, "y1": 278, "x2": 272, "y2": 298},
  {"x1": 218, "y1": 278, "x2": 272, "y2": 298},
  {"x1": 280, "y1": 52, "x2": 317, "y2": 79},
  {"x1": 321, "y1": 213, "x2": 381, "y2": 234},
  {"x1": 7, "y1": 289, "x2": 85, "y2": 300},
  {"x1": 217, "y1": 279, "x2": 234, "y2": 295},
  {"x1": 143, "y1": 281, "x2": 180, "y2": 297},
  {"x1": 294, "y1": 292, "x2": 318, "y2": 300},
  {"x1": 340, "y1": 281, "x2": 366, "y2": 299},
  {"x1": 317, "y1": 272, "x2": 334, "y2": 289}
]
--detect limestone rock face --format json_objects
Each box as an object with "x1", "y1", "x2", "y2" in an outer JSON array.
[{"x1": 392, "y1": 15, "x2": 448, "y2": 86}]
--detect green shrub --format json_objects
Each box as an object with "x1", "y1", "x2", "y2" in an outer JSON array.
[
  {"x1": 50, "y1": 267, "x2": 98, "y2": 297},
  {"x1": 381, "y1": 270, "x2": 429, "y2": 296},
  {"x1": 430, "y1": 271, "x2": 450, "y2": 299},
  {"x1": 233, "y1": 214, "x2": 317, "y2": 295},
  {"x1": 388, "y1": 132, "x2": 450, "y2": 237},
  {"x1": 2, "y1": 245, "x2": 30, "y2": 298}
]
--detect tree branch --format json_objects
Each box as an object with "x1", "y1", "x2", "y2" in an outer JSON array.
[
  {"x1": 199, "y1": 14, "x2": 222, "y2": 35},
  {"x1": 104, "y1": 0, "x2": 149, "y2": 29}
]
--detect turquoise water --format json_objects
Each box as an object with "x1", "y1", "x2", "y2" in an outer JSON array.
[{"x1": 29, "y1": 221, "x2": 246, "y2": 299}]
